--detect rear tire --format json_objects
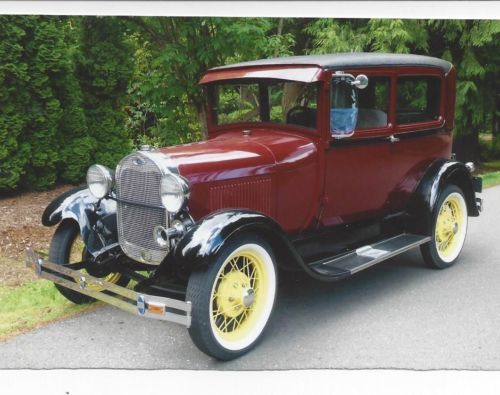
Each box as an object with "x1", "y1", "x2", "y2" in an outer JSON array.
[
  {"x1": 420, "y1": 184, "x2": 468, "y2": 269},
  {"x1": 186, "y1": 234, "x2": 277, "y2": 360},
  {"x1": 48, "y1": 220, "x2": 128, "y2": 304}
]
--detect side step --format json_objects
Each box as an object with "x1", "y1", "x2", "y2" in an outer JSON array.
[{"x1": 307, "y1": 233, "x2": 430, "y2": 280}]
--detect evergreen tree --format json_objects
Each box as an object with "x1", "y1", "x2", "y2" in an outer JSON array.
[
  {"x1": 77, "y1": 17, "x2": 134, "y2": 168},
  {"x1": 0, "y1": 16, "x2": 31, "y2": 190}
]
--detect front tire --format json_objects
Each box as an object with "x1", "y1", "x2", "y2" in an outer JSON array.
[
  {"x1": 420, "y1": 184, "x2": 468, "y2": 269},
  {"x1": 186, "y1": 234, "x2": 277, "y2": 360},
  {"x1": 48, "y1": 220, "x2": 128, "y2": 304}
]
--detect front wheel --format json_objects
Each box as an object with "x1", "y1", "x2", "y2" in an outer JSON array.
[
  {"x1": 48, "y1": 220, "x2": 129, "y2": 304},
  {"x1": 186, "y1": 234, "x2": 277, "y2": 360},
  {"x1": 420, "y1": 184, "x2": 468, "y2": 269}
]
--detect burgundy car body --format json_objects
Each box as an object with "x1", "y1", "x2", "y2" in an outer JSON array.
[{"x1": 163, "y1": 56, "x2": 456, "y2": 234}]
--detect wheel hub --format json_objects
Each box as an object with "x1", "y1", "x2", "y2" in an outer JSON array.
[
  {"x1": 242, "y1": 288, "x2": 255, "y2": 308},
  {"x1": 215, "y1": 271, "x2": 253, "y2": 318}
]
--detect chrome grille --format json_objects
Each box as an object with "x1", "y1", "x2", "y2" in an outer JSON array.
[{"x1": 116, "y1": 152, "x2": 169, "y2": 265}]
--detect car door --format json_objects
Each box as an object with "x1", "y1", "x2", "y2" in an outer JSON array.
[
  {"x1": 388, "y1": 71, "x2": 452, "y2": 212},
  {"x1": 322, "y1": 73, "x2": 396, "y2": 226}
]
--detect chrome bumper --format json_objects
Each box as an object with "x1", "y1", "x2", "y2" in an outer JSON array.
[{"x1": 25, "y1": 249, "x2": 191, "y2": 327}]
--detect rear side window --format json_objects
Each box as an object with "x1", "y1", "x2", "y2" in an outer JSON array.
[
  {"x1": 356, "y1": 77, "x2": 390, "y2": 130},
  {"x1": 397, "y1": 76, "x2": 441, "y2": 124}
]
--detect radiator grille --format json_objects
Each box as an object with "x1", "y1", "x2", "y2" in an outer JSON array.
[{"x1": 116, "y1": 152, "x2": 169, "y2": 265}]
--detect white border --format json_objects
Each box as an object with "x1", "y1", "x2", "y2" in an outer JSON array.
[
  {"x1": 0, "y1": 1, "x2": 498, "y2": 19},
  {"x1": 1, "y1": 2, "x2": 499, "y2": 394},
  {"x1": 2, "y1": 369, "x2": 500, "y2": 395}
]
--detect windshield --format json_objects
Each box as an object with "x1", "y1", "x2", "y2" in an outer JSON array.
[{"x1": 210, "y1": 80, "x2": 319, "y2": 129}]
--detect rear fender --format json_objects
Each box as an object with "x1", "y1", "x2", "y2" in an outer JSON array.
[
  {"x1": 41, "y1": 186, "x2": 118, "y2": 256},
  {"x1": 407, "y1": 159, "x2": 480, "y2": 234},
  {"x1": 173, "y1": 210, "x2": 305, "y2": 272}
]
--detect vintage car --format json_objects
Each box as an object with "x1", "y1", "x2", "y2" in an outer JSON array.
[{"x1": 28, "y1": 53, "x2": 483, "y2": 360}]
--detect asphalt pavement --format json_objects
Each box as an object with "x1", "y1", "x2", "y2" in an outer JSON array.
[{"x1": 1, "y1": 186, "x2": 499, "y2": 370}]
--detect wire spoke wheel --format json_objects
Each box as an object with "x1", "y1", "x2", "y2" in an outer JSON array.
[
  {"x1": 421, "y1": 185, "x2": 468, "y2": 269},
  {"x1": 49, "y1": 220, "x2": 128, "y2": 304},
  {"x1": 187, "y1": 235, "x2": 277, "y2": 360},
  {"x1": 435, "y1": 192, "x2": 467, "y2": 262},
  {"x1": 211, "y1": 251, "x2": 267, "y2": 342},
  {"x1": 68, "y1": 234, "x2": 123, "y2": 291}
]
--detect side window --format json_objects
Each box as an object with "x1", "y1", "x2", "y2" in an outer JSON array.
[
  {"x1": 356, "y1": 77, "x2": 390, "y2": 130},
  {"x1": 331, "y1": 77, "x2": 358, "y2": 138},
  {"x1": 397, "y1": 76, "x2": 441, "y2": 124}
]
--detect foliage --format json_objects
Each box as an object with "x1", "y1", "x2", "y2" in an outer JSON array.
[
  {"x1": 124, "y1": 17, "x2": 291, "y2": 144},
  {"x1": 77, "y1": 17, "x2": 135, "y2": 168},
  {"x1": 0, "y1": 16, "x2": 499, "y2": 191},
  {"x1": 0, "y1": 17, "x2": 31, "y2": 189},
  {"x1": 0, "y1": 17, "x2": 90, "y2": 190}
]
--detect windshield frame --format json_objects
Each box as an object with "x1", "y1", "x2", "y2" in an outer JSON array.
[{"x1": 205, "y1": 78, "x2": 322, "y2": 134}]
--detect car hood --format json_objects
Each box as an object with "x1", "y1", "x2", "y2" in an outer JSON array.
[{"x1": 158, "y1": 129, "x2": 318, "y2": 184}]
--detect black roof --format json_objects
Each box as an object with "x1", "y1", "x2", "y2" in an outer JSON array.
[{"x1": 213, "y1": 52, "x2": 453, "y2": 73}]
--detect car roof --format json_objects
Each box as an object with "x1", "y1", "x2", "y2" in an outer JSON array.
[{"x1": 211, "y1": 52, "x2": 453, "y2": 73}]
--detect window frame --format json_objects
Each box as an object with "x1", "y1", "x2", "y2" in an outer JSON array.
[
  {"x1": 328, "y1": 70, "x2": 395, "y2": 139},
  {"x1": 206, "y1": 78, "x2": 322, "y2": 134},
  {"x1": 393, "y1": 69, "x2": 445, "y2": 134}
]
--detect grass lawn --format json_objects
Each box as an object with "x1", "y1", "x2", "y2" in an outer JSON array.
[
  {"x1": 482, "y1": 171, "x2": 500, "y2": 189},
  {"x1": 478, "y1": 161, "x2": 500, "y2": 189},
  {"x1": 0, "y1": 280, "x2": 95, "y2": 341}
]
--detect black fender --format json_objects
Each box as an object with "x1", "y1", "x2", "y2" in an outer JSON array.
[
  {"x1": 41, "y1": 186, "x2": 118, "y2": 256},
  {"x1": 173, "y1": 209, "x2": 307, "y2": 273},
  {"x1": 407, "y1": 159, "x2": 480, "y2": 234}
]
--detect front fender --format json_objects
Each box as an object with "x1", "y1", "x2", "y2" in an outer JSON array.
[
  {"x1": 41, "y1": 186, "x2": 118, "y2": 256},
  {"x1": 407, "y1": 159, "x2": 480, "y2": 234},
  {"x1": 173, "y1": 209, "x2": 304, "y2": 272}
]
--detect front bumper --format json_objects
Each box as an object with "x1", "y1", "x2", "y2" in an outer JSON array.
[{"x1": 25, "y1": 249, "x2": 191, "y2": 327}]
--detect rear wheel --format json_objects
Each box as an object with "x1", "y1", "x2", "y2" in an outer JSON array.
[
  {"x1": 186, "y1": 234, "x2": 277, "y2": 360},
  {"x1": 48, "y1": 220, "x2": 128, "y2": 304},
  {"x1": 420, "y1": 184, "x2": 468, "y2": 269}
]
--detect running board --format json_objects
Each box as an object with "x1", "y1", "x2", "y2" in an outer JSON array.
[{"x1": 308, "y1": 233, "x2": 430, "y2": 280}]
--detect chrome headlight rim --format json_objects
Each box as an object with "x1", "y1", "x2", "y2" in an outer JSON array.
[
  {"x1": 160, "y1": 173, "x2": 190, "y2": 213},
  {"x1": 86, "y1": 164, "x2": 114, "y2": 199}
]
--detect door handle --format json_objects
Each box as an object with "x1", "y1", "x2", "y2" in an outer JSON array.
[{"x1": 388, "y1": 135, "x2": 400, "y2": 143}]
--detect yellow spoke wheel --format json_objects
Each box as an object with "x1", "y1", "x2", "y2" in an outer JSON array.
[
  {"x1": 421, "y1": 185, "x2": 468, "y2": 269},
  {"x1": 187, "y1": 235, "x2": 277, "y2": 360},
  {"x1": 49, "y1": 221, "x2": 128, "y2": 304},
  {"x1": 69, "y1": 236, "x2": 123, "y2": 291}
]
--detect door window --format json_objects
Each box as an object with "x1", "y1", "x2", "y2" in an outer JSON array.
[
  {"x1": 331, "y1": 77, "x2": 358, "y2": 138},
  {"x1": 397, "y1": 76, "x2": 441, "y2": 124},
  {"x1": 356, "y1": 77, "x2": 390, "y2": 130}
]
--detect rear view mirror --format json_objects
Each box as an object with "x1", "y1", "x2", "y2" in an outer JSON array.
[{"x1": 351, "y1": 74, "x2": 369, "y2": 90}]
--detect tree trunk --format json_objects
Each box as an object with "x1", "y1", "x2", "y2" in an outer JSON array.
[
  {"x1": 197, "y1": 104, "x2": 208, "y2": 140},
  {"x1": 274, "y1": 18, "x2": 284, "y2": 57}
]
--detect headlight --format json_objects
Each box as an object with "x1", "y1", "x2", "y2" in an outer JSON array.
[
  {"x1": 160, "y1": 173, "x2": 190, "y2": 213},
  {"x1": 86, "y1": 164, "x2": 114, "y2": 199}
]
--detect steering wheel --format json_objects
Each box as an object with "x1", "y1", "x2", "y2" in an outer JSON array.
[{"x1": 286, "y1": 106, "x2": 316, "y2": 128}]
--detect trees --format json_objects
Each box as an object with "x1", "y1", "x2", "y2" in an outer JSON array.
[
  {"x1": 125, "y1": 17, "x2": 293, "y2": 144},
  {"x1": 0, "y1": 16, "x2": 88, "y2": 190},
  {"x1": 77, "y1": 17, "x2": 134, "y2": 168},
  {"x1": 0, "y1": 16, "x2": 498, "y2": 192}
]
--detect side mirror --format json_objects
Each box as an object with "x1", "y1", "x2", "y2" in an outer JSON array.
[{"x1": 350, "y1": 74, "x2": 369, "y2": 90}]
